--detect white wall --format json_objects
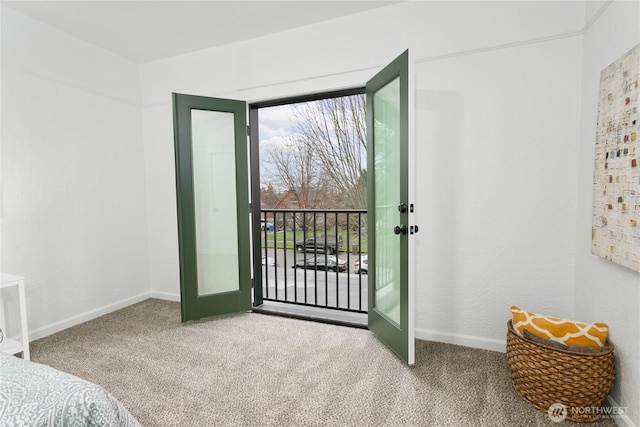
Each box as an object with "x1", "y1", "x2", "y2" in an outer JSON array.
[
  {"x1": 0, "y1": 8, "x2": 150, "y2": 338},
  {"x1": 141, "y1": 0, "x2": 585, "y2": 345},
  {"x1": 576, "y1": 1, "x2": 640, "y2": 425},
  {"x1": 415, "y1": 36, "x2": 583, "y2": 345},
  {"x1": 0, "y1": 5, "x2": 3, "y2": 275}
]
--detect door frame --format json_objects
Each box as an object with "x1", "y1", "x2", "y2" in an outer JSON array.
[{"x1": 248, "y1": 87, "x2": 366, "y2": 308}]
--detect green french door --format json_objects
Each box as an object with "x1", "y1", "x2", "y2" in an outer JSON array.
[
  {"x1": 173, "y1": 93, "x2": 252, "y2": 322},
  {"x1": 367, "y1": 50, "x2": 415, "y2": 365},
  {"x1": 172, "y1": 53, "x2": 414, "y2": 360}
]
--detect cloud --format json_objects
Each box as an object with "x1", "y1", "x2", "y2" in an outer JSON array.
[
  {"x1": 259, "y1": 104, "x2": 295, "y2": 129},
  {"x1": 258, "y1": 104, "x2": 303, "y2": 152}
]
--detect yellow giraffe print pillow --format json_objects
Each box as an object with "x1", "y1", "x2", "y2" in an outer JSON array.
[{"x1": 511, "y1": 305, "x2": 608, "y2": 350}]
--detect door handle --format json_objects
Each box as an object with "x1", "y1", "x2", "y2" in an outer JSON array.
[{"x1": 393, "y1": 224, "x2": 408, "y2": 235}]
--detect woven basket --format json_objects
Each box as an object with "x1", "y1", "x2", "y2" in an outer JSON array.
[{"x1": 506, "y1": 320, "x2": 615, "y2": 422}]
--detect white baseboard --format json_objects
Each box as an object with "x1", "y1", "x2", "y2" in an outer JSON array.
[
  {"x1": 149, "y1": 291, "x2": 180, "y2": 302},
  {"x1": 415, "y1": 328, "x2": 507, "y2": 353},
  {"x1": 606, "y1": 395, "x2": 637, "y2": 427},
  {"x1": 28, "y1": 292, "x2": 151, "y2": 341}
]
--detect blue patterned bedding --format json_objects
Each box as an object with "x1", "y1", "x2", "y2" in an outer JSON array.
[{"x1": 0, "y1": 352, "x2": 141, "y2": 427}]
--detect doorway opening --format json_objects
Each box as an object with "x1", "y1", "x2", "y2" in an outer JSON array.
[
  {"x1": 173, "y1": 50, "x2": 413, "y2": 364},
  {"x1": 248, "y1": 88, "x2": 368, "y2": 327}
]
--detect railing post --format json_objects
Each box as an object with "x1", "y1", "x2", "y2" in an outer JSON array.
[{"x1": 258, "y1": 208, "x2": 367, "y2": 314}]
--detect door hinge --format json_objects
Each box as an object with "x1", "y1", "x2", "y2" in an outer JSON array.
[{"x1": 247, "y1": 125, "x2": 250, "y2": 136}]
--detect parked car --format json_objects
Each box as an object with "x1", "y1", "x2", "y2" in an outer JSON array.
[
  {"x1": 292, "y1": 256, "x2": 347, "y2": 272},
  {"x1": 328, "y1": 255, "x2": 347, "y2": 272},
  {"x1": 295, "y1": 235, "x2": 343, "y2": 255},
  {"x1": 354, "y1": 255, "x2": 368, "y2": 274}
]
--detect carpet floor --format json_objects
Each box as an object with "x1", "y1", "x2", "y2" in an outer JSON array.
[{"x1": 30, "y1": 299, "x2": 617, "y2": 426}]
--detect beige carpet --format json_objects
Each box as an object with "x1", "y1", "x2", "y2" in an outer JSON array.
[{"x1": 30, "y1": 299, "x2": 616, "y2": 426}]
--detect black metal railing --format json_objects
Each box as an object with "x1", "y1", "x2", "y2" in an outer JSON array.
[{"x1": 259, "y1": 209, "x2": 368, "y2": 313}]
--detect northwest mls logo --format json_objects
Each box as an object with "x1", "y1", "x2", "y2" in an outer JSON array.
[
  {"x1": 547, "y1": 403, "x2": 629, "y2": 422},
  {"x1": 548, "y1": 403, "x2": 568, "y2": 422}
]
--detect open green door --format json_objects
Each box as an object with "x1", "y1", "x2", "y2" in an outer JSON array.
[
  {"x1": 173, "y1": 93, "x2": 252, "y2": 322},
  {"x1": 366, "y1": 50, "x2": 415, "y2": 365}
]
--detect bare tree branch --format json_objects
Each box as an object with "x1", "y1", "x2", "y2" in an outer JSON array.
[
  {"x1": 291, "y1": 94, "x2": 367, "y2": 208},
  {"x1": 262, "y1": 136, "x2": 334, "y2": 209}
]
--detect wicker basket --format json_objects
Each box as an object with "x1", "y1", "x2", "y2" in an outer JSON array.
[{"x1": 506, "y1": 320, "x2": 615, "y2": 422}]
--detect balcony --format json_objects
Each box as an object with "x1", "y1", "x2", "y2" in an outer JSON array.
[{"x1": 255, "y1": 209, "x2": 368, "y2": 327}]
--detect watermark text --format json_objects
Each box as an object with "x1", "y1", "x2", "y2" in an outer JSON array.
[{"x1": 548, "y1": 403, "x2": 628, "y2": 422}]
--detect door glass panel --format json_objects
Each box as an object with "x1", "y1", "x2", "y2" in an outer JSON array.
[
  {"x1": 191, "y1": 109, "x2": 239, "y2": 296},
  {"x1": 373, "y1": 77, "x2": 401, "y2": 325}
]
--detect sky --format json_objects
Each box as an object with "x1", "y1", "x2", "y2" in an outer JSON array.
[
  {"x1": 258, "y1": 103, "x2": 300, "y2": 190},
  {"x1": 257, "y1": 95, "x2": 367, "y2": 193},
  {"x1": 258, "y1": 104, "x2": 298, "y2": 155}
]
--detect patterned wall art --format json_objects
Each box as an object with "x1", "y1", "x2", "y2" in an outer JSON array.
[{"x1": 592, "y1": 43, "x2": 640, "y2": 273}]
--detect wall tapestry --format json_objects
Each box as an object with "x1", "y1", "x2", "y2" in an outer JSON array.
[{"x1": 592, "y1": 43, "x2": 640, "y2": 273}]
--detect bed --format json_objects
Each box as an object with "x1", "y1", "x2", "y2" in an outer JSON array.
[{"x1": 0, "y1": 352, "x2": 141, "y2": 426}]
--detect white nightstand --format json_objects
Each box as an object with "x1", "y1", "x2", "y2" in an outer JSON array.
[{"x1": 0, "y1": 274, "x2": 30, "y2": 360}]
